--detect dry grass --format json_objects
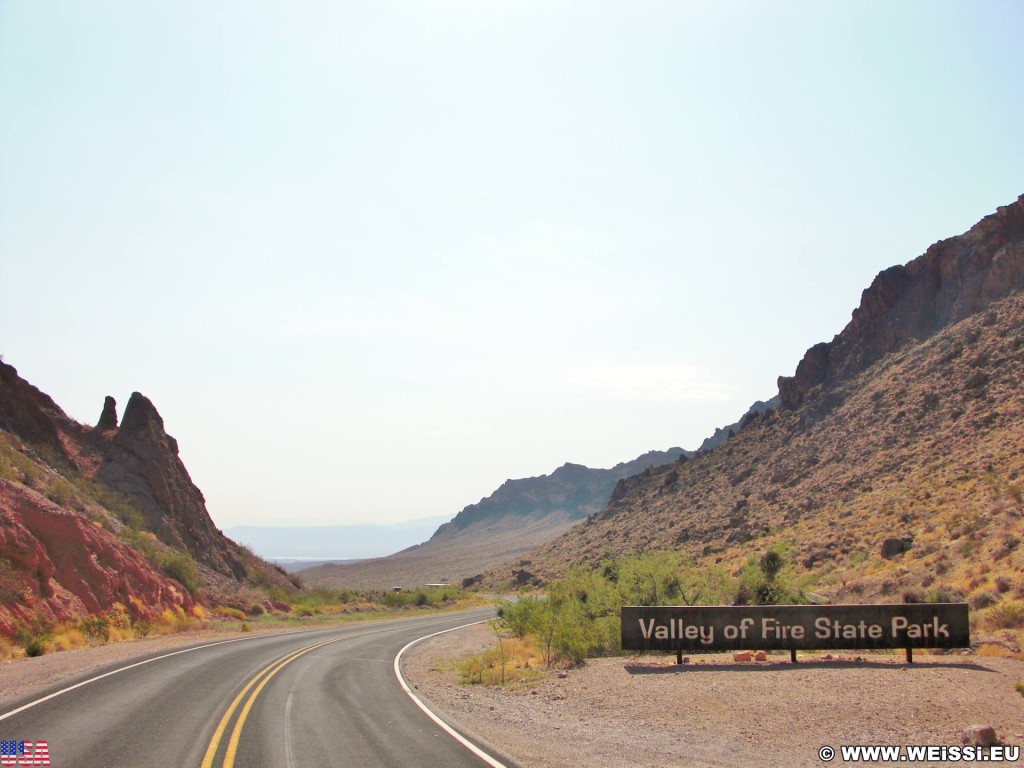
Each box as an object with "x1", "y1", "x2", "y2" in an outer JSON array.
[{"x1": 457, "y1": 632, "x2": 547, "y2": 686}]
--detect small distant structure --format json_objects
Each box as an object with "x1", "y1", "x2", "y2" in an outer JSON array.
[
  {"x1": 424, "y1": 582, "x2": 450, "y2": 588},
  {"x1": 392, "y1": 586, "x2": 402, "y2": 593}
]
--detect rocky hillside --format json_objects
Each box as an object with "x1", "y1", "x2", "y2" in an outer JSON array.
[
  {"x1": 304, "y1": 448, "x2": 687, "y2": 590},
  {"x1": 0, "y1": 362, "x2": 293, "y2": 636},
  {"x1": 507, "y1": 195, "x2": 1024, "y2": 609}
]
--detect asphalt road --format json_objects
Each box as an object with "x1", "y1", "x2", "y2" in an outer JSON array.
[{"x1": 0, "y1": 607, "x2": 500, "y2": 768}]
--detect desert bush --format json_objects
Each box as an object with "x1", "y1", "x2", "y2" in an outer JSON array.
[
  {"x1": 970, "y1": 591, "x2": 1000, "y2": 610},
  {"x1": 106, "y1": 602, "x2": 132, "y2": 630},
  {"x1": 736, "y1": 545, "x2": 807, "y2": 605},
  {"x1": 382, "y1": 586, "x2": 464, "y2": 609},
  {"x1": 80, "y1": 615, "x2": 110, "y2": 641},
  {"x1": 925, "y1": 585, "x2": 964, "y2": 603},
  {"x1": 24, "y1": 639, "x2": 45, "y2": 657},
  {"x1": 986, "y1": 600, "x2": 1024, "y2": 630}
]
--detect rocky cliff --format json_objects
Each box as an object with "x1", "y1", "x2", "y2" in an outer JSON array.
[
  {"x1": 778, "y1": 195, "x2": 1024, "y2": 409},
  {"x1": 504, "y1": 195, "x2": 1024, "y2": 608}
]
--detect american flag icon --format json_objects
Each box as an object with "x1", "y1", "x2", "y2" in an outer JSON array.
[{"x1": 0, "y1": 740, "x2": 50, "y2": 766}]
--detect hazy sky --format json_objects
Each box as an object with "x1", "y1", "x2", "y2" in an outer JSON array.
[{"x1": 1, "y1": 1, "x2": 1022, "y2": 528}]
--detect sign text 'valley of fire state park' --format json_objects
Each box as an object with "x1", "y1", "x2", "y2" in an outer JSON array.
[{"x1": 621, "y1": 604, "x2": 970, "y2": 653}]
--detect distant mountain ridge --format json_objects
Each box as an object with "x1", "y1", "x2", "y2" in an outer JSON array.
[
  {"x1": 304, "y1": 447, "x2": 689, "y2": 590},
  {"x1": 431, "y1": 447, "x2": 689, "y2": 539}
]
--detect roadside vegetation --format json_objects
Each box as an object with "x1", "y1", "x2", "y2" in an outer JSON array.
[
  {"x1": 3, "y1": 585, "x2": 481, "y2": 659},
  {"x1": 456, "y1": 548, "x2": 809, "y2": 683}
]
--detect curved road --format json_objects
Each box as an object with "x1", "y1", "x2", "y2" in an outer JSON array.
[{"x1": 0, "y1": 608, "x2": 501, "y2": 768}]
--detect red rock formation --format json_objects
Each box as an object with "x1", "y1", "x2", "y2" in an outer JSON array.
[{"x1": 0, "y1": 480, "x2": 192, "y2": 636}]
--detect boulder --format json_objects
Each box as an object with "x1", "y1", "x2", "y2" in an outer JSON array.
[
  {"x1": 961, "y1": 725, "x2": 998, "y2": 747},
  {"x1": 881, "y1": 537, "x2": 908, "y2": 559}
]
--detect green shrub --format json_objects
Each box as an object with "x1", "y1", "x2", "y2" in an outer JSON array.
[
  {"x1": 24, "y1": 639, "x2": 45, "y2": 657},
  {"x1": 158, "y1": 553, "x2": 201, "y2": 595},
  {"x1": 80, "y1": 615, "x2": 110, "y2": 641},
  {"x1": 925, "y1": 585, "x2": 964, "y2": 604}
]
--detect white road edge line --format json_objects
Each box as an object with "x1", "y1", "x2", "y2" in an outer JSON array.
[
  {"x1": 0, "y1": 633, "x2": 274, "y2": 723},
  {"x1": 394, "y1": 619, "x2": 509, "y2": 768}
]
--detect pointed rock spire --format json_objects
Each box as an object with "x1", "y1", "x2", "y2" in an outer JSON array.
[{"x1": 96, "y1": 396, "x2": 118, "y2": 431}]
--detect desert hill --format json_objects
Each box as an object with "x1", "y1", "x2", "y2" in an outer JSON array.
[
  {"x1": 303, "y1": 448, "x2": 687, "y2": 590},
  {"x1": 0, "y1": 363, "x2": 294, "y2": 635},
  {"x1": 503, "y1": 194, "x2": 1024, "y2": 609}
]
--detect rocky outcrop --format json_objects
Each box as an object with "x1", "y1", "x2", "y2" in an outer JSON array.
[
  {"x1": 779, "y1": 195, "x2": 1024, "y2": 408},
  {"x1": 95, "y1": 392, "x2": 246, "y2": 579}
]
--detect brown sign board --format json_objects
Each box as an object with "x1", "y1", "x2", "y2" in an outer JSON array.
[{"x1": 621, "y1": 604, "x2": 970, "y2": 653}]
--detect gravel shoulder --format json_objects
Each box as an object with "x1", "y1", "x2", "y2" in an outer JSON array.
[{"x1": 402, "y1": 624, "x2": 1024, "y2": 768}]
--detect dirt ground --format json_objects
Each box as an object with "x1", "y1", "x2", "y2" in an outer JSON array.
[{"x1": 401, "y1": 623, "x2": 1024, "y2": 768}]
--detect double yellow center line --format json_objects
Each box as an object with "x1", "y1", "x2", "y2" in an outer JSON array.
[{"x1": 200, "y1": 636, "x2": 341, "y2": 768}]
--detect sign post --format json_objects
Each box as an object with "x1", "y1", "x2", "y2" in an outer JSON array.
[{"x1": 621, "y1": 604, "x2": 970, "y2": 663}]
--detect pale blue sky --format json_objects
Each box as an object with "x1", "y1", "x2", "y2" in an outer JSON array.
[{"x1": 1, "y1": 1, "x2": 1022, "y2": 527}]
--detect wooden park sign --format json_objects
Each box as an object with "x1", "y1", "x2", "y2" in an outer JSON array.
[{"x1": 621, "y1": 603, "x2": 970, "y2": 663}]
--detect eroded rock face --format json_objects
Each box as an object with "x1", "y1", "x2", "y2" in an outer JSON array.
[
  {"x1": 779, "y1": 195, "x2": 1024, "y2": 409},
  {"x1": 96, "y1": 392, "x2": 246, "y2": 579},
  {"x1": 0, "y1": 480, "x2": 192, "y2": 636}
]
